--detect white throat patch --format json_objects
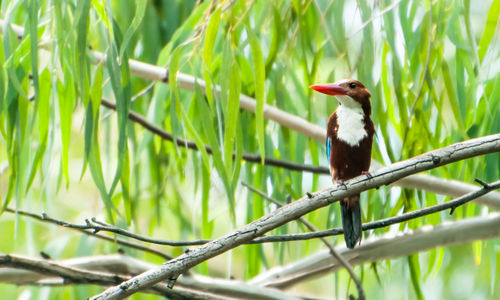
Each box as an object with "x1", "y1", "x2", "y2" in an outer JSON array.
[{"x1": 335, "y1": 95, "x2": 367, "y2": 147}]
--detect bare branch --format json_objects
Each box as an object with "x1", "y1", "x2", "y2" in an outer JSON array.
[
  {"x1": 3, "y1": 208, "x2": 172, "y2": 260},
  {"x1": 5, "y1": 208, "x2": 211, "y2": 247},
  {"x1": 251, "y1": 178, "x2": 500, "y2": 243},
  {"x1": 0, "y1": 254, "x2": 213, "y2": 299},
  {"x1": 0, "y1": 254, "x2": 302, "y2": 300},
  {"x1": 394, "y1": 173, "x2": 500, "y2": 210},
  {"x1": 250, "y1": 213, "x2": 500, "y2": 289},
  {"x1": 91, "y1": 134, "x2": 500, "y2": 299}
]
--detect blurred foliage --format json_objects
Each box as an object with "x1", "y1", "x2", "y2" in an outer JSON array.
[{"x1": 0, "y1": 0, "x2": 499, "y2": 299}]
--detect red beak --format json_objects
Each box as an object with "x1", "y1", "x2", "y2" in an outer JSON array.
[{"x1": 309, "y1": 83, "x2": 348, "y2": 96}]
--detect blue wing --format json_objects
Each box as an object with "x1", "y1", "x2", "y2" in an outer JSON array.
[{"x1": 326, "y1": 137, "x2": 332, "y2": 174}]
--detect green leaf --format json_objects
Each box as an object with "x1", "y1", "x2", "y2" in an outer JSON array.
[
  {"x1": 473, "y1": 240, "x2": 482, "y2": 265},
  {"x1": 264, "y1": 6, "x2": 281, "y2": 76},
  {"x1": 88, "y1": 121, "x2": 116, "y2": 222},
  {"x1": 91, "y1": 0, "x2": 110, "y2": 29},
  {"x1": 57, "y1": 75, "x2": 75, "y2": 187},
  {"x1": 478, "y1": 0, "x2": 500, "y2": 61},
  {"x1": 202, "y1": 8, "x2": 221, "y2": 106},
  {"x1": 106, "y1": 19, "x2": 132, "y2": 198},
  {"x1": 26, "y1": 69, "x2": 51, "y2": 191},
  {"x1": 81, "y1": 65, "x2": 103, "y2": 180},
  {"x1": 159, "y1": 1, "x2": 210, "y2": 59},
  {"x1": 223, "y1": 58, "x2": 241, "y2": 177},
  {"x1": 231, "y1": 117, "x2": 244, "y2": 190},
  {"x1": 408, "y1": 255, "x2": 424, "y2": 300},
  {"x1": 179, "y1": 96, "x2": 211, "y2": 173},
  {"x1": 121, "y1": 147, "x2": 131, "y2": 224},
  {"x1": 167, "y1": 45, "x2": 184, "y2": 157},
  {"x1": 441, "y1": 59, "x2": 466, "y2": 137},
  {"x1": 119, "y1": 0, "x2": 147, "y2": 59},
  {"x1": 194, "y1": 83, "x2": 234, "y2": 218},
  {"x1": 201, "y1": 166, "x2": 213, "y2": 239},
  {"x1": 27, "y1": 0, "x2": 39, "y2": 103},
  {"x1": 75, "y1": 0, "x2": 91, "y2": 107},
  {"x1": 246, "y1": 24, "x2": 266, "y2": 164}
]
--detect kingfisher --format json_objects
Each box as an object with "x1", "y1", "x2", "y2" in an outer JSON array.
[{"x1": 310, "y1": 79, "x2": 375, "y2": 248}]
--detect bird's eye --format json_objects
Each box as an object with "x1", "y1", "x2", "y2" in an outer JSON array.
[{"x1": 349, "y1": 82, "x2": 356, "y2": 88}]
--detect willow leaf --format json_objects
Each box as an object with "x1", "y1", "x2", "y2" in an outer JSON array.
[
  {"x1": 246, "y1": 24, "x2": 266, "y2": 164},
  {"x1": 57, "y1": 76, "x2": 74, "y2": 187},
  {"x1": 202, "y1": 8, "x2": 221, "y2": 106},
  {"x1": 478, "y1": 0, "x2": 500, "y2": 61},
  {"x1": 26, "y1": 69, "x2": 51, "y2": 191},
  {"x1": 119, "y1": 0, "x2": 147, "y2": 59},
  {"x1": 223, "y1": 61, "x2": 240, "y2": 178},
  {"x1": 408, "y1": 255, "x2": 424, "y2": 300},
  {"x1": 106, "y1": 19, "x2": 132, "y2": 198}
]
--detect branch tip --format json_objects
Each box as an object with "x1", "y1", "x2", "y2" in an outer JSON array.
[{"x1": 474, "y1": 178, "x2": 489, "y2": 188}]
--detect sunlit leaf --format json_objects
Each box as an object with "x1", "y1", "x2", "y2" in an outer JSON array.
[{"x1": 246, "y1": 23, "x2": 266, "y2": 164}]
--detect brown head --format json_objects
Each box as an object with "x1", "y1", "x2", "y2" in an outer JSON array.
[{"x1": 309, "y1": 79, "x2": 372, "y2": 116}]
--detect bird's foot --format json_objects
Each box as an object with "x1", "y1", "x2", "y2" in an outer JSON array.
[
  {"x1": 306, "y1": 192, "x2": 314, "y2": 199},
  {"x1": 334, "y1": 179, "x2": 348, "y2": 190},
  {"x1": 361, "y1": 171, "x2": 378, "y2": 189},
  {"x1": 361, "y1": 171, "x2": 373, "y2": 179}
]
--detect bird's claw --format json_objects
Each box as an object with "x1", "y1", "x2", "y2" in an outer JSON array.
[
  {"x1": 361, "y1": 171, "x2": 373, "y2": 179},
  {"x1": 334, "y1": 180, "x2": 348, "y2": 190}
]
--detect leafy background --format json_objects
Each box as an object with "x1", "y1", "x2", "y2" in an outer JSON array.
[{"x1": 1, "y1": 0, "x2": 499, "y2": 299}]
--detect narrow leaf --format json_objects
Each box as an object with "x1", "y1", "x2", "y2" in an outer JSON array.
[{"x1": 246, "y1": 24, "x2": 266, "y2": 163}]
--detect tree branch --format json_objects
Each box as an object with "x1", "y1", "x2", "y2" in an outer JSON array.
[
  {"x1": 250, "y1": 178, "x2": 500, "y2": 243},
  {"x1": 249, "y1": 212, "x2": 500, "y2": 289},
  {"x1": 0, "y1": 254, "x2": 212, "y2": 299},
  {"x1": 3, "y1": 208, "x2": 172, "y2": 260},
  {"x1": 91, "y1": 134, "x2": 500, "y2": 299},
  {"x1": 397, "y1": 174, "x2": 500, "y2": 209},
  {"x1": 0, "y1": 254, "x2": 304, "y2": 300}
]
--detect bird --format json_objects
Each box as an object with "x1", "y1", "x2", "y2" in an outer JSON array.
[{"x1": 310, "y1": 79, "x2": 375, "y2": 248}]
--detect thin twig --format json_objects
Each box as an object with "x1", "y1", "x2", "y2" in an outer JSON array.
[
  {"x1": 251, "y1": 213, "x2": 500, "y2": 289},
  {"x1": 3, "y1": 208, "x2": 172, "y2": 260},
  {"x1": 251, "y1": 178, "x2": 500, "y2": 243},
  {"x1": 242, "y1": 182, "x2": 365, "y2": 300},
  {"x1": 100, "y1": 98, "x2": 329, "y2": 174}
]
